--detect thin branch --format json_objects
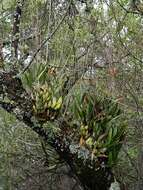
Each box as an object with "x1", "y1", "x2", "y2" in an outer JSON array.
[
  {"x1": 122, "y1": 146, "x2": 139, "y2": 177},
  {"x1": 17, "y1": 1, "x2": 72, "y2": 76},
  {"x1": 117, "y1": 0, "x2": 143, "y2": 16}
]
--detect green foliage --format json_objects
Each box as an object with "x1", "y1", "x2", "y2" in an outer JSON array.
[
  {"x1": 0, "y1": 0, "x2": 142, "y2": 188},
  {"x1": 22, "y1": 63, "x2": 49, "y2": 89},
  {"x1": 71, "y1": 90, "x2": 127, "y2": 166},
  {"x1": 31, "y1": 83, "x2": 63, "y2": 120},
  {"x1": 0, "y1": 109, "x2": 39, "y2": 189}
]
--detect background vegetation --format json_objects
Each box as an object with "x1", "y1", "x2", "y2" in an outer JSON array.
[{"x1": 0, "y1": 0, "x2": 143, "y2": 190}]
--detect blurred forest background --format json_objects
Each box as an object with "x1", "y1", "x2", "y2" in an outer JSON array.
[{"x1": 0, "y1": 0, "x2": 143, "y2": 190}]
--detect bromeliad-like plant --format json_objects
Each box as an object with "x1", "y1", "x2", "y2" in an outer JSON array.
[
  {"x1": 22, "y1": 63, "x2": 67, "y2": 121},
  {"x1": 70, "y1": 91, "x2": 126, "y2": 166},
  {"x1": 23, "y1": 62, "x2": 126, "y2": 167},
  {"x1": 31, "y1": 83, "x2": 63, "y2": 121}
]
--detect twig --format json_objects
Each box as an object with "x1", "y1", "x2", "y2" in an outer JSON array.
[
  {"x1": 116, "y1": 0, "x2": 143, "y2": 16},
  {"x1": 122, "y1": 146, "x2": 139, "y2": 177},
  {"x1": 17, "y1": 1, "x2": 72, "y2": 76}
]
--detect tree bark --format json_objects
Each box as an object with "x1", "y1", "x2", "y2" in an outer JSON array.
[{"x1": 0, "y1": 71, "x2": 113, "y2": 190}]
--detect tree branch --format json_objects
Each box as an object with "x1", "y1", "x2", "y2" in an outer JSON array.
[
  {"x1": 12, "y1": 0, "x2": 25, "y2": 58},
  {"x1": 17, "y1": 1, "x2": 72, "y2": 76},
  {"x1": 0, "y1": 70, "x2": 113, "y2": 190}
]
